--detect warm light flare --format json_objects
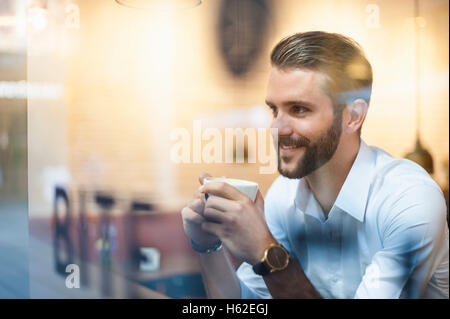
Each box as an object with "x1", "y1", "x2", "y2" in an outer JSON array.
[
  {"x1": 0, "y1": 16, "x2": 18, "y2": 27},
  {"x1": 28, "y1": 7, "x2": 48, "y2": 31},
  {"x1": 115, "y1": 0, "x2": 202, "y2": 10}
]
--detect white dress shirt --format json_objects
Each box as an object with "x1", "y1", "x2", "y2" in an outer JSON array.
[{"x1": 237, "y1": 140, "x2": 449, "y2": 298}]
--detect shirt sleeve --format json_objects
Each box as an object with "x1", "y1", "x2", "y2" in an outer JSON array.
[
  {"x1": 239, "y1": 278, "x2": 263, "y2": 299},
  {"x1": 354, "y1": 184, "x2": 449, "y2": 299},
  {"x1": 236, "y1": 262, "x2": 271, "y2": 299}
]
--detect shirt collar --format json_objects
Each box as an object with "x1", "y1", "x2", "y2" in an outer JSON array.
[
  {"x1": 334, "y1": 139, "x2": 375, "y2": 222},
  {"x1": 294, "y1": 139, "x2": 375, "y2": 223}
]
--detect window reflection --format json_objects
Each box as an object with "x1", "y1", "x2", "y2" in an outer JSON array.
[{"x1": 0, "y1": 0, "x2": 448, "y2": 299}]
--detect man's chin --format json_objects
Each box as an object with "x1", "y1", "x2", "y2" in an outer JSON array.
[
  {"x1": 278, "y1": 162, "x2": 304, "y2": 179},
  {"x1": 279, "y1": 170, "x2": 303, "y2": 179}
]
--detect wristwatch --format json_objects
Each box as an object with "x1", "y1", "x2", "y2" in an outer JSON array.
[{"x1": 252, "y1": 243, "x2": 290, "y2": 276}]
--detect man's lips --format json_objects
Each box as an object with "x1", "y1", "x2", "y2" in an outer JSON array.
[{"x1": 279, "y1": 144, "x2": 304, "y2": 155}]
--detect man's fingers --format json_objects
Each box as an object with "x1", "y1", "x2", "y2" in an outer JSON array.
[
  {"x1": 200, "y1": 182, "x2": 248, "y2": 201},
  {"x1": 203, "y1": 206, "x2": 228, "y2": 223},
  {"x1": 205, "y1": 195, "x2": 240, "y2": 212},
  {"x1": 193, "y1": 189, "x2": 206, "y2": 202},
  {"x1": 199, "y1": 172, "x2": 211, "y2": 185},
  {"x1": 201, "y1": 221, "x2": 222, "y2": 237},
  {"x1": 255, "y1": 189, "x2": 265, "y2": 210},
  {"x1": 181, "y1": 207, "x2": 205, "y2": 224},
  {"x1": 188, "y1": 198, "x2": 205, "y2": 214}
]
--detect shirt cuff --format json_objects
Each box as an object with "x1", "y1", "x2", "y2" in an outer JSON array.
[{"x1": 239, "y1": 278, "x2": 264, "y2": 299}]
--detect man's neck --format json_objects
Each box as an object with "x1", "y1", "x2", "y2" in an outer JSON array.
[{"x1": 305, "y1": 137, "x2": 360, "y2": 219}]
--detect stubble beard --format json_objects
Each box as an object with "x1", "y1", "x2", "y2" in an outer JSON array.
[{"x1": 277, "y1": 113, "x2": 343, "y2": 179}]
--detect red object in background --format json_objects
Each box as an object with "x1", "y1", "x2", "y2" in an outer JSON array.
[{"x1": 30, "y1": 210, "x2": 243, "y2": 270}]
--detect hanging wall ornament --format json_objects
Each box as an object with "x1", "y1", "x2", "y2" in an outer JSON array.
[
  {"x1": 404, "y1": 0, "x2": 434, "y2": 174},
  {"x1": 217, "y1": 0, "x2": 271, "y2": 78}
]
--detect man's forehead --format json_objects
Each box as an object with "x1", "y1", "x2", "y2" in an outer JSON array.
[{"x1": 266, "y1": 67, "x2": 329, "y2": 104}]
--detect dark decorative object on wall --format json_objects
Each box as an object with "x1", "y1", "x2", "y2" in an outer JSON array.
[
  {"x1": 404, "y1": 0, "x2": 434, "y2": 174},
  {"x1": 217, "y1": 0, "x2": 272, "y2": 78}
]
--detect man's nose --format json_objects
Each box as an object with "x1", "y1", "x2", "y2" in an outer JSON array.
[{"x1": 271, "y1": 113, "x2": 293, "y2": 136}]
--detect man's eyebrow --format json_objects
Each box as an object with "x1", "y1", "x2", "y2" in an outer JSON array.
[
  {"x1": 265, "y1": 100, "x2": 276, "y2": 108},
  {"x1": 265, "y1": 99, "x2": 316, "y2": 108}
]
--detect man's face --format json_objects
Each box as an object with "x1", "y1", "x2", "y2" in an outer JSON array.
[{"x1": 266, "y1": 67, "x2": 342, "y2": 179}]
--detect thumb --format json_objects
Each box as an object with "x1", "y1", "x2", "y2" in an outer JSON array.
[
  {"x1": 255, "y1": 189, "x2": 265, "y2": 211},
  {"x1": 198, "y1": 172, "x2": 211, "y2": 185}
]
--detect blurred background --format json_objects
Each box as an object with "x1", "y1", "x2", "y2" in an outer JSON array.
[{"x1": 0, "y1": 0, "x2": 448, "y2": 298}]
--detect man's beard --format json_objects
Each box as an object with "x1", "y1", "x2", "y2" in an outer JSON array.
[{"x1": 277, "y1": 113, "x2": 342, "y2": 179}]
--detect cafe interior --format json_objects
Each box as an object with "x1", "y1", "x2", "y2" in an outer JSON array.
[{"x1": 0, "y1": 0, "x2": 448, "y2": 298}]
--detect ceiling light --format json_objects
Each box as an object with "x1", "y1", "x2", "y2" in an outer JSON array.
[{"x1": 114, "y1": 0, "x2": 202, "y2": 10}]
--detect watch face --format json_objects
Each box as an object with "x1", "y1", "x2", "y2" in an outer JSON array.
[{"x1": 266, "y1": 245, "x2": 289, "y2": 270}]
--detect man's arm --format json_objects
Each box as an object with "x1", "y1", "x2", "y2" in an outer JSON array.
[
  {"x1": 197, "y1": 248, "x2": 241, "y2": 299},
  {"x1": 199, "y1": 181, "x2": 323, "y2": 299},
  {"x1": 197, "y1": 240, "x2": 322, "y2": 299},
  {"x1": 354, "y1": 184, "x2": 448, "y2": 298},
  {"x1": 262, "y1": 253, "x2": 322, "y2": 299},
  {"x1": 182, "y1": 200, "x2": 241, "y2": 298},
  {"x1": 181, "y1": 173, "x2": 243, "y2": 298}
]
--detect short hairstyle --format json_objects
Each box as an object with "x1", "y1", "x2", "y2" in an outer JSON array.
[{"x1": 270, "y1": 31, "x2": 373, "y2": 112}]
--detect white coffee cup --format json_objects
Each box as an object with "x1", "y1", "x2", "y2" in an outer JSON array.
[{"x1": 203, "y1": 177, "x2": 259, "y2": 202}]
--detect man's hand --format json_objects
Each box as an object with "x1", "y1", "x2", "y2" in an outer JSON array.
[
  {"x1": 199, "y1": 180, "x2": 275, "y2": 265},
  {"x1": 181, "y1": 173, "x2": 221, "y2": 250},
  {"x1": 182, "y1": 173, "x2": 321, "y2": 299}
]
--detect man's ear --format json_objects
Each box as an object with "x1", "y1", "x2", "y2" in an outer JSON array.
[{"x1": 344, "y1": 99, "x2": 368, "y2": 134}]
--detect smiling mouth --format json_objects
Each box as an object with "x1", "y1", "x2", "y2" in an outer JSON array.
[
  {"x1": 280, "y1": 145, "x2": 300, "y2": 150},
  {"x1": 279, "y1": 144, "x2": 304, "y2": 154}
]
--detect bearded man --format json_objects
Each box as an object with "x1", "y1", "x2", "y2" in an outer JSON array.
[{"x1": 181, "y1": 31, "x2": 449, "y2": 299}]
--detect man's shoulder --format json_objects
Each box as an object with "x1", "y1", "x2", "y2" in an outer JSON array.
[
  {"x1": 367, "y1": 145, "x2": 446, "y2": 224},
  {"x1": 370, "y1": 145, "x2": 442, "y2": 194}
]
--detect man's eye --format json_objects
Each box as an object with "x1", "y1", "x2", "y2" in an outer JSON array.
[
  {"x1": 270, "y1": 106, "x2": 278, "y2": 117},
  {"x1": 292, "y1": 106, "x2": 307, "y2": 114}
]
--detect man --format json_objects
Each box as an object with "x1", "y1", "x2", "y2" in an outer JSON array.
[{"x1": 181, "y1": 31, "x2": 449, "y2": 298}]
